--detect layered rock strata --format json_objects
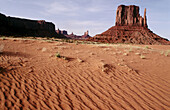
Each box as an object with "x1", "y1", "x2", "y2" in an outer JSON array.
[
  {"x1": 87, "y1": 5, "x2": 169, "y2": 45},
  {"x1": 115, "y1": 5, "x2": 147, "y2": 28}
]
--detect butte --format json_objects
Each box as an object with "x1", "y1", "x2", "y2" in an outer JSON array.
[{"x1": 88, "y1": 5, "x2": 169, "y2": 45}]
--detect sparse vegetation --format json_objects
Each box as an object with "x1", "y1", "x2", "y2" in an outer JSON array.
[
  {"x1": 101, "y1": 63, "x2": 109, "y2": 72},
  {"x1": 165, "y1": 50, "x2": 170, "y2": 57},
  {"x1": 1, "y1": 36, "x2": 6, "y2": 40},
  {"x1": 140, "y1": 55, "x2": 145, "y2": 59},
  {"x1": 55, "y1": 52, "x2": 68, "y2": 60},
  {"x1": 63, "y1": 57, "x2": 68, "y2": 60},
  {"x1": 55, "y1": 52, "x2": 61, "y2": 58},
  {"x1": 160, "y1": 51, "x2": 164, "y2": 55},
  {"x1": 145, "y1": 46, "x2": 149, "y2": 49}
]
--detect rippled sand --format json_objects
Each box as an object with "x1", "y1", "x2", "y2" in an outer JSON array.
[{"x1": 0, "y1": 38, "x2": 170, "y2": 110}]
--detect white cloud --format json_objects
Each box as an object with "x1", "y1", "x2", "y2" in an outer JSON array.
[
  {"x1": 46, "y1": 2, "x2": 78, "y2": 14},
  {"x1": 36, "y1": 0, "x2": 80, "y2": 16},
  {"x1": 87, "y1": 7, "x2": 103, "y2": 12}
]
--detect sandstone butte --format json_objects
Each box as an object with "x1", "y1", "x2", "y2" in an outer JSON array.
[
  {"x1": 0, "y1": 13, "x2": 65, "y2": 38},
  {"x1": 87, "y1": 5, "x2": 170, "y2": 45}
]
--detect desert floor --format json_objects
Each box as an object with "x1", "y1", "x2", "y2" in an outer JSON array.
[{"x1": 0, "y1": 38, "x2": 170, "y2": 110}]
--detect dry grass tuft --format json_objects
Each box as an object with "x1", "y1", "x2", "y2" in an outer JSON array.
[
  {"x1": 140, "y1": 55, "x2": 145, "y2": 59},
  {"x1": 165, "y1": 50, "x2": 170, "y2": 57}
]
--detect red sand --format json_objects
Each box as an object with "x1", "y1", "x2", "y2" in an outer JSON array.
[{"x1": 0, "y1": 38, "x2": 170, "y2": 109}]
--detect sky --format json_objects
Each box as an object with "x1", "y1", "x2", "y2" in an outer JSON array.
[{"x1": 0, "y1": 0, "x2": 170, "y2": 40}]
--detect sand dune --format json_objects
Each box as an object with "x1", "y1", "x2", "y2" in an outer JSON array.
[{"x1": 0, "y1": 38, "x2": 170, "y2": 110}]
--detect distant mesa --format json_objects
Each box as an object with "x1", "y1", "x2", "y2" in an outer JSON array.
[
  {"x1": 57, "y1": 29, "x2": 91, "y2": 39},
  {"x1": 88, "y1": 5, "x2": 169, "y2": 45},
  {"x1": 0, "y1": 13, "x2": 65, "y2": 38}
]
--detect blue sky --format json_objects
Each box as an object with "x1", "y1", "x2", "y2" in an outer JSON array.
[{"x1": 0, "y1": 0, "x2": 170, "y2": 40}]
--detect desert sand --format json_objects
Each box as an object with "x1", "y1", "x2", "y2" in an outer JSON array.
[{"x1": 0, "y1": 38, "x2": 170, "y2": 110}]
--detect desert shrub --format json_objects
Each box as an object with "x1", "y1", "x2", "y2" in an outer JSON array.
[
  {"x1": 145, "y1": 46, "x2": 149, "y2": 49},
  {"x1": 1, "y1": 36, "x2": 6, "y2": 40},
  {"x1": 55, "y1": 52, "x2": 68, "y2": 60},
  {"x1": 55, "y1": 52, "x2": 61, "y2": 58}
]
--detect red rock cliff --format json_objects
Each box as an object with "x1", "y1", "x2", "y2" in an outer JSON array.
[
  {"x1": 115, "y1": 5, "x2": 147, "y2": 28},
  {"x1": 0, "y1": 13, "x2": 65, "y2": 38}
]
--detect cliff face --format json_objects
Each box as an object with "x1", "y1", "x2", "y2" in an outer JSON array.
[
  {"x1": 0, "y1": 13, "x2": 64, "y2": 38},
  {"x1": 115, "y1": 5, "x2": 147, "y2": 28},
  {"x1": 87, "y1": 5, "x2": 169, "y2": 45}
]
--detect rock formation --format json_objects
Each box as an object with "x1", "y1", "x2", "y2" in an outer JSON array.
[
  {"x1": 115, "y1": 5, "x2": 148, "y2": 28},
  {"x1": 56, "y1": 29, "x2": 68, "y2": 35},
  {"x1": 57, "y1": 29, "x2": 91, "y2": 39},
  {"x1": 0, "y1": 13, "x2": 65, "y2": 38},
  {"x1": 87, "y1": 5, "x2": 169, "y2": 45},
  {"x1": 81, "y1": 30, "x2": 91, "y2": 39},
  {"x1": 144, "y1": 8, "x2": 147, "y2": 28}
]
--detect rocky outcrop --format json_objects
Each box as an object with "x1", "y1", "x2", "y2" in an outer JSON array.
[
  {"x1": 115, "y1": 5, "x2": 147, "y2": 28},
  {"x1": 56, "y1": 29, "x2": 68, "y2": 35},
  {"x1": 87, "y1": 5, "x2": 169, "y2": 45},
  {"x1": 66, "y1": 31, "x2": 91, "y2": 39},
  {"x1": 81, "y1": 30, "x2": 91, "y2": 39},
  {"x1": 0, "y1": 13, "x2": 65, "y2": 38},
  {"x1": 57, "y1": 29, "x2": 91, "y2": 39}
]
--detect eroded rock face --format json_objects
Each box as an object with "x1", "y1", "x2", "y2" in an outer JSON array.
[
  {"x1": 0, "y1": 13, "x2": 64, "y2": 38},
  {"x1": 115, "y1": 5, "x2": 147, "y2": 28},
  {"x1": 87, "y1": 5, "x2": 169, "y2": 45}
]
